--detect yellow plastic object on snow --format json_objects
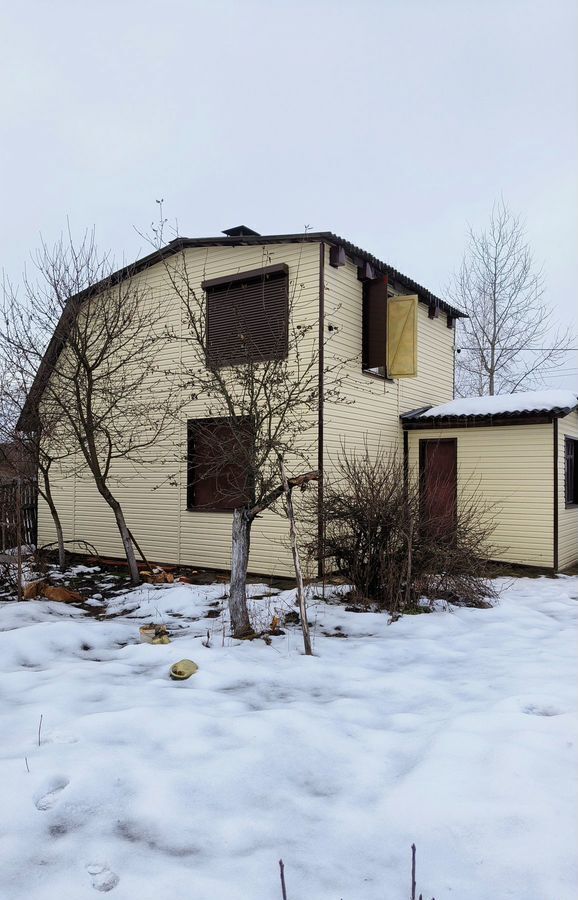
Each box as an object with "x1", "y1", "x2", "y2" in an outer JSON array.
[
  {"x1": 169, "y1": 659, "x2": 199, "y2": 680},
  {"x1": 139, "y1": 624, "x2": 171, "y2": 645}
]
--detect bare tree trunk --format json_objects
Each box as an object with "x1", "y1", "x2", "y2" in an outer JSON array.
[
  {"x1": 280, "y1": 459, "x2": 312, "y2": 656},
  {"x1": 40, "y1": 471, "x2": 66, "y2": 572},
  {"x1": 110, "y1": 502, "x2": 140, "y2": 585},
  {"x1": 49, "y1": 499, "x2": 66, "y2": 573},
  {"x1": 16, "y1": 477, "x2": 23, "y2": 602},
  {"x1": 93, "y1": 486, "x2": 140, "y2": 585},
  {"x1": 229, "y1": 508, "x2": 253, "y2": 637},
  {"x1": 127, "y1": 528, "x2": 154, "y2": 572},
  {"x1": 1, "y1": 499, "x2": 6, "y2": 552},
  {"x1": 86, "y1": 471, "x2": 140, "y2": 584},
  {"x1": 404, "y1": 513, "x2": 414, "y2": 612}
]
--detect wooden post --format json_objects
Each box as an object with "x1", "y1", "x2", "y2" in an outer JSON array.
[
  {"x1": 0, "y1": 485, "x2": 6, "y2": 552},
  {"x1": 278, "y1": 859, "x2": 288, "y2": 900},
  {"x1": 16, "y1": 477, "x2": 23, "y2": 602},
  {"x1": 280, "y1": 458, "x2": 312, "y2": 656}
]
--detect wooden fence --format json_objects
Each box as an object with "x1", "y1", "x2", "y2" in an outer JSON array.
[{"x1": 0, "y1": 480, "x2": 38, "y2": 552}]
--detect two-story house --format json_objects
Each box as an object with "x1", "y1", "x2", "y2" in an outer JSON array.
[{"x1": 22, "y1": 227, "x2": 578, "y2": 574}]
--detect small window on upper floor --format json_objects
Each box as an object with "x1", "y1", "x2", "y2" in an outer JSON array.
[
  {"x1": 362, "y1": 276, "x2": 389, "y2": 378},
  {"x1": 203, "y1": 264, "x2": 289, "y2": 367},
  {"x1": 565, "y1": 437, "x2": 578, "y2": 506}
]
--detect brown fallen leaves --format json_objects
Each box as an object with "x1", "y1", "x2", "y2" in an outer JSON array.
[
  {"x1": 22, "y1": 564, "x2": 176, "y2": 604},
  {"x1": 139, "y1": 568, "x2": 174, "y2": 585},
  {"x1": 23, "y1": 580, "x2": 83, "y2": 603}
]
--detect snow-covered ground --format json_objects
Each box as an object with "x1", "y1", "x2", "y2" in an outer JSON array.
[{"x1": 1, "y1": 574, "x2": 577, "y2": 900}]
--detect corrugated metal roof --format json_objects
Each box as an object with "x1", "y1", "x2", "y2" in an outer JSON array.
[
  {"x1": 401, "y1": 390, "x2": 578, "y2": 424},
  {"x1": 165, "y1": 231, "x2": 466, "y2": 319}
]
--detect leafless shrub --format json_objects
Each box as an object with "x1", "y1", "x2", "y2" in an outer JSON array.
[{"x1": 312, "y1": 443, "x2": 498, "y2": 615}]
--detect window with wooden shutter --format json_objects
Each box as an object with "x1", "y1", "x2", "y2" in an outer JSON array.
[
  {"x1": 204, "y1": 264, "x2": 289, "y2": 367},
  {"x1": 387, "y1": 294, "x2": 418, "y2": 378},
  {"x1": 362, "y1": 276, "x2": 388, "y2": 377},
  {"x1": 565, "y1": 437, "x2": 578, "y2": 505},
  {"x1": 187, "y1": 418, "x2": 253, "y2": 511}
]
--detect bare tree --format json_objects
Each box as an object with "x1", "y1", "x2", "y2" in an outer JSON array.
[
  {"x1": 1, "y1": 230, "x2": 173, "y2": 584},
  {"x1": 158, "y1": 236, "x2": 346, "y2": 639},
  {"x1": 0, "y1": 361, "x2": 70, "y2": 571},
  {"x1": 450, "y1": 199, "x2": 572, "y2": 395}
]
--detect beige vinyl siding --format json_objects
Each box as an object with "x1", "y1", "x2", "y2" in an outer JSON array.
[
  {"x1": 38, "y1": 241, "x2": 320, "y2": 578},
  {"x1": 407, "y1": 424, "x2": 554, "y2": 568},
  {"x1": 322, "y1": 247, "x2": 455, "y2": 465},
  {"x1": 558, "y1": 411, "x2": 578, "y2": 570}
]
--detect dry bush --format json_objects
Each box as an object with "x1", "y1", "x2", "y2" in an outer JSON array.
[{"x1": 314, "y1": 444, "x2": 498, "y2": 616}]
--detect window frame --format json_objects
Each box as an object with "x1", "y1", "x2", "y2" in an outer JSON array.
[
  {"x1": 564, "y1": 436, "x2": 578, "y2": 507},
  {"x1": 361, "y1": 277, "x2": 395, "y2": 382},
  {"x1": 203, "y1": 264, "x2": 289, "y2": 368},
  {"x1": 186, "y1": 416, "x2": 254, "y2": 513}
]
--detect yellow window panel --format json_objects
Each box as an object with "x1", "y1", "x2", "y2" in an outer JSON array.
[{"x1": 387, "y1": 294, "x2": 418, "y2": 378}]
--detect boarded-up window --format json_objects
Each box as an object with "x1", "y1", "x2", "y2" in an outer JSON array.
[
  {"x1": 187, "y1": 418, "x2": 253, "y2": 511},
  {"x1": 362, "y1": 276, "x2": 388, "y2": 376},
  {"x1": 204, "y1": 265, "x2": 289, "y2": 367},
  {"x1": 387, "y1": 294, "x2": 418, "y2": 378},
  {"x1": 565, "y1": 437, "x2": 578, "y2": 505}
]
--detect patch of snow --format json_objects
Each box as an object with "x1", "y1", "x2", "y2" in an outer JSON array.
[
  {"x1": 413, "y1": 389, "x2": 578, "y2": 419},
  {"x1": 0, "y1": 576, "x2": 576, "y2": 899},
  {"x1": 1, "y1": 544, "x2": 35, "y2": 556},
  {"x1": 68, "y1": 565, "x2": 102, "y2": 575}
]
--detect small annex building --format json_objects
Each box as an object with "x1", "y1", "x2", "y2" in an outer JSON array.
[{"x1": 402, "y1": 390, "x2": 578, "y2": 572}]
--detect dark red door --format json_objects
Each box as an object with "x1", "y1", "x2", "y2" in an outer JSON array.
[{"x1": 419, "y1": 439, "x2": 457, "y2": 538}]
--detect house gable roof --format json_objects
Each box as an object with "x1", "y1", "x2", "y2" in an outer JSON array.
[
  {"x1": 18, "y1": 230, "x2": 466, "y2": 429},
  {"x1": 164, "y1": 231, "x2": 465, "y2": 318}
]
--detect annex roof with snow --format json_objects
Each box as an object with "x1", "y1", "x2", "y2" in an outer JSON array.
[{"x1": 401, "y1": 390, "x2": 578, "y2": 428}]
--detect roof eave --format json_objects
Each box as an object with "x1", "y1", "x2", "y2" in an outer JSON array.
[
  {"x1": 170, "y1": 232, "x2": 466, "y2": 319},
  {"x1": 19, "y1": 229, "x2": 466, "y2": 427},
  {"x1": 401, "y1": 405, "x2": 577, "y2": 429}
]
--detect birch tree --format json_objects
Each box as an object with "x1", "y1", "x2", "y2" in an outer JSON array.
[{"x1": 450, "y1": 200, "x2": 572, "y2": 396}]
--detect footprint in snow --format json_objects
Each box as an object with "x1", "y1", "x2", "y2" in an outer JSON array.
[
  {"x1": 86, "y1": 864, "x2": 119, "y2": 893},
  {"x1": 42, "y1": 730, "x2": 79, "y2": 745},
  {"x1": 523, "y1": 704, "x2": 563, "y2": 717},
  {"x1": 34, "y1": 777, "x2": 69, "y2": 810}
]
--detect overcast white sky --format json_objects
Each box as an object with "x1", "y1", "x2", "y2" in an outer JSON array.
[{"x1": 1, "y1": 0, "x2": 576, "y2": 387}]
